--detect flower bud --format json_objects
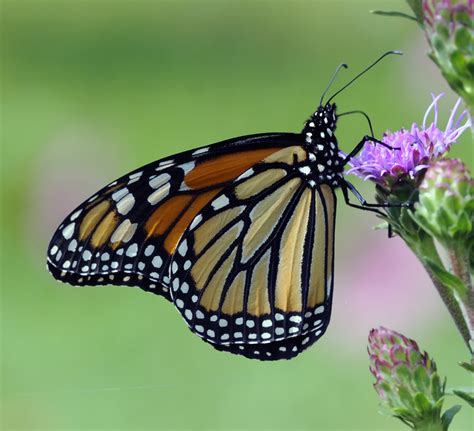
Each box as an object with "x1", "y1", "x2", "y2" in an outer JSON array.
[
  {"x1": 422, "y1": 0, "x2": 474, "y2": 106},
  {"x1": 368, "y1": 327, "x2": 447, "y2": 428},
  {"x1": 414, "y1": 158, "x2": 473, "y2": 246}
]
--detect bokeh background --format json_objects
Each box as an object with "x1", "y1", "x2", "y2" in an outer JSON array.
[{"x1": 1, "y1": 1, "x2": 472, "y2": 430}]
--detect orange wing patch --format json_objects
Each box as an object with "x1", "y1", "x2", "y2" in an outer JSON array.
[{"x1": 184, "y1": 148, "x2": 280, "y2": 189}]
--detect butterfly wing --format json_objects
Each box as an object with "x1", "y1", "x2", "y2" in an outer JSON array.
[
  {"x1": 47, "y1": 133, "x2": 298, "y2": 301},
  {"x1": 170, "y1": 146, "x2": 337, "y2": 360}
]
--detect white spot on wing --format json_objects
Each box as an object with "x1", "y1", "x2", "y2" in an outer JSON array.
[
  {"x1": 62, "y1": 223, "x2": 75, "y2": 240},
  {"x1": 211, "y1": 195, "x2": 229, "y2": 210},
  {"x1": 149, "y1": 173, "x2": 170, "y2": 189},
  {"x1": 116, "y1": 193, "x2": 135, "y2": 215},
  {"x1": 148, "y1": 183, "x2": 170, "y2": 205},
  {"x1": 112, "y1": 188, "x2": 128, "y2": 202}
]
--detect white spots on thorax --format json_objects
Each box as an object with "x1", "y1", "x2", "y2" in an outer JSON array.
[
  {"x1": 308, "y1": 180, "x2": 316, "y2": 188},
  {"x1": 317, "y1": 164, "x2": 325, "y2": 172},
  {"x1": 126, "y1": 243, "x2": 138, "y2": 257},
  {"x1": 323, "y1": 117, "x2": 328, "y2": 124},
  {"x1": 112, "y1": 188, "x2": 128, "y2": 202},
  {"x1": 116, "y1": 193, "x2": 135, "y2": 215},
  {"x1": 298, "y1": 166, "x2": 311, "y2": 176},
  {"x1": 308, "y1": 153, "x2": 316, "y2": 161},
  {"x1": 309, "y1": 121, "x2": 315, "y2": 127},
  {"x1": 320, "y1": 132, "x2": 325, "y2": 139},
  {"x1": 211, "y1": 195, "x2": 229, "y2": 210},
  {"x1": 62, "y1": 223, "x2": 75, "y2": 240},
  {"x1": 148, "y1": 183, "x2": 170, "y2": 205},
  {"x1": 326, "y1": 128, "x2": 333, "y2": 136},
  {"x1": 317, "y1": 144, "x2": 324, "y2": 152}
]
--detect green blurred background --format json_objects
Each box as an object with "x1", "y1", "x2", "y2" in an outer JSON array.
[{"x1": 1, "y1": 1, "x2": 472, "y2": 429}]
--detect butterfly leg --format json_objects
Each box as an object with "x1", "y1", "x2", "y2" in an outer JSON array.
[
  {"x1": 343, "y1": 180, "x2": 410, "y2": 209},
  {"x1": 343, "y1": 136, "x2": 399, "y2": 165}
]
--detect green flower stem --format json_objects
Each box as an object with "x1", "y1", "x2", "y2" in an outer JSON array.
[
  {"x1": 412, "y1": 417, "x2": 444, "y2": 431},
  {"x1": 406, "y1": 235, "x2": 473, "y2": 357}
]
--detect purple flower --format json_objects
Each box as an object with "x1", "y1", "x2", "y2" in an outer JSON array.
[{"x1": 346, "y1": 94, "x2": 471, "y2": 188}]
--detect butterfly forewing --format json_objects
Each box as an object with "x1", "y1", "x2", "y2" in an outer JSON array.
[
  {"x1": 170, "y1": 146, "x2": 337, "y2": 360},
  {"x1": 47, "y1": 134, "x2": 296, "y2": 297}
]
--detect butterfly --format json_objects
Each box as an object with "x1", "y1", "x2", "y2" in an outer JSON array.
[{"x1": 47, "y1": 51, "x2": 402, "y2": 360}]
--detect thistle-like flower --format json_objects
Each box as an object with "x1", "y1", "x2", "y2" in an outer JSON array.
[
  {"x1": 347, "y1": 94, "x2": 471, "y2": 190},
  {"x1": 368, "y1": 327, "x2": 460, "y2": 430}
]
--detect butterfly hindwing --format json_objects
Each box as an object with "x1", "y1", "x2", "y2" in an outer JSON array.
[{"x1": 170, "y1": 146, "x2": 337, "y2": 360}]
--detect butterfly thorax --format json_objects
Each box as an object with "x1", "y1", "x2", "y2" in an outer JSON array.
[{"x1": 298, "y1": 103, "x2": 344, "y2": 187}]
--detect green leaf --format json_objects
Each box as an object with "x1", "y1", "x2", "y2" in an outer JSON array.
[
  {"x1": 455, "y1": 27, "x2": 472, "y2": 52},
  {"x1": 414, "y1": 392, "x2": 433, "y2": 414},
  {"x1": 453, "y1": 390, "x2": 474, "y2": 407},
  {"x1": 373, "y1": 221, "x2": 389, "y2": 231},
  {"x1": 458, "y1": 361, "x2": 474, "y2": 373},
  {"x1": 413, "y1": 365, "x2": 430, "y2": 393},
  {"x1": 424, "y1": 258, "x2": 468, "y2": 299},
  {"x1": 405, "y1": 0, "x2": 424, "y2": 26},
  {"x1": 441, "y1": 404, "x2": 462, "y2": 428},
  {"x1": 370, "y1": 10, "x2": 417, "y2": 21}
]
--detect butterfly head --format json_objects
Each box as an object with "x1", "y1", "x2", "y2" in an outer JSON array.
[{"x1": 302, "y1": 103, "x2": 338, "y2": 145}]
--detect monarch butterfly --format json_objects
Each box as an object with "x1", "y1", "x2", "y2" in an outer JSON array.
[{"x1": 47, "y1": 51, "x2": 403, "y2": 360}]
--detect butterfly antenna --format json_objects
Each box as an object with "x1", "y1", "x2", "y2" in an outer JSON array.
[
  {"x1": 326, "y1": 50, "x2": 402, "y2": 104},
  {"x1": 320, "y1": 63, "x2": 348, "y2": 107}
]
